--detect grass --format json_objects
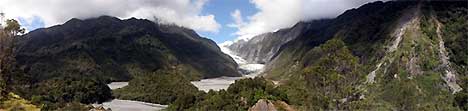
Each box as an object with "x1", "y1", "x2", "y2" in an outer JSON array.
[{"x1": 1, "y1": 93, "x2": 40, "y2": 111}]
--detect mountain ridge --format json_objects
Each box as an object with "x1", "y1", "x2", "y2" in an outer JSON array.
[
  {"x1": 16, "y1": 15, "x2": 241, "y2": 82},
  {"x1": 219, "y1": 1, "x2": 468, "y2": 110}
]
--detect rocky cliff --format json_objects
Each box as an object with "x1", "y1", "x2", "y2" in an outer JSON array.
[{"x1": 225, "y1": 20, "x2": 330, "y2": 64}]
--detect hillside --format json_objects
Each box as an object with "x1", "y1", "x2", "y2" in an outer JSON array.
[
  {"x1": 1, "y1": 0, "x2": 466, "y2": 110},
  {"x1": 16, "y1": 16, "x2": 241, "y2": 82},
  {"x1": 5, "y1": 16, "x2": 242, "y2": 109},
  {"x1": 223, "y1": 1, "x2": 468, "y2": 110},
  {"x1": 226, "y1": 20, "x2": 331, "y2": 64}
]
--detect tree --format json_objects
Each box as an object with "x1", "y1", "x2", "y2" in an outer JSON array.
[
  {"x1": 284, "y1": 38, "x2": 364, "y2": 110},
  {"x1": 0, "y1": 19, "x2": 25, "y2": 98}
]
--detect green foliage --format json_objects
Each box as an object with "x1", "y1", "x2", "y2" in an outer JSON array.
[
  {"x1": 430, "y1": 1, "x2": 468, "y2": 71},
  {"x1": 57, "y1": 102, "x2": 92, "y2": 111},
  {"x1": 282, "y1": 38, "x2": 364, "y2": 110},
  {"x1": 0, "y1": 93, "x2": 40, "y2": 111},
  {"x1": 167, "y1": 77, "x2": 288, "y2": 111},
  {"x1": 364, "y1": 76, "x2": 457, "y2": 110},
  {"x1": 427, "y1": 1, "x2": 468, "y2": 109},
  {"x1": 227, "y1": 77, "x2": 287, "y2": 106},
  {"x1": 17, "y1": 16, "x2": 240, "y2": 83},
  {"x1": 266, "y1": 1, "x2": 417, "y2": 81},
  {"x1": 113, "y1": 70, "x2": 201, "y2": 105},
  {"x1": 30, "y1": 76, "x2": 112, "y2": 110},
  {"x1": 3, "y1": 19, "x2": 25, "y2": 35},
  {"x1": 0, "y1": 19, "x2": 25, "y2": 99},
  {"x1": 456, "y1": 76, "x2": 468, "y2": 110}
]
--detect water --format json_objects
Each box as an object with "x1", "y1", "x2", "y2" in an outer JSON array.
[
  {"x1": 107, "y1": 82, "x2": 128, "y2": 89},
  {"x1": 95, "y1": 82, "x2": 168, "y2": 111},
  {"x1": 100, "y1": 99, "x2": 168, "y2": 111},
  {"x1": 99, "y1": 44, "x2": 265, "y2": 110}
]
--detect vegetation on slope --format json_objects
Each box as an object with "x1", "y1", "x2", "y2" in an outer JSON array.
[
  {"x1": 261, "y1": 1, "x2": 467, "y2": 110},
  {"x1": 0, "y1": 16, "x2": 240, "y2": 110},
  {"x1": 113, "y1": 69, "x2": 201, "y2": 105},
  {"x1": 266, "y1": 1, "x2": 416, "y2": 81},
  {"x1": 16, "y1": 16, "x2": 240, "y2": 82},
  {"x1": 426, "y1": 1, "x2": 468, "y2": 110},
  {"x1": 1, "y1": 93, "x2": 40, "y2": 111},
  {"x1": 0, "y1": 19, "x2": 39, "y2": 111},
  {"x1": 29, "y1": 76, "x2": 112, "y2": 110},
  {"x1": 279, "y1": 38, "x2": 365, "y2": 110},
  {"x1": 168, "y1": 77, "x2": 288, "y2": 111},
  {"x1": 114, "y1": 68, "x2": 288, "y2": 111}
]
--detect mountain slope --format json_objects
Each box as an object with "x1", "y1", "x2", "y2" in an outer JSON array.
[
  {"x1": 16, "y1": 16, "x2": 241, "y2": 82},
  {"x1": 265, "y1": 1, "x2": 414, "y2": 80},
  {"x1": 226, "y1": 20, "x2": 331, "y2": 64},
  {"x1": 225, "y1": 1, "x2": 467, "y2": 110}
]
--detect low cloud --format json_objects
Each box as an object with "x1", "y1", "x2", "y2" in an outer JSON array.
[
  {"x1": 229, "y1": 0, "x2": 388, "y2": 41},
  {"x1": 0, "y1": 0, "x2": 220, "y2": 32}
]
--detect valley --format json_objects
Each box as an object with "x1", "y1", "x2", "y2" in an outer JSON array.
[
  {"x1": 0, "y1": 1, "x2": 467, "y2": 111},
  {"x1": 96, "y1": 83, "x2": 168, "y2": 111},
  {"x1": 191, "y1": 44, "x2": 265, "y2": 92}
]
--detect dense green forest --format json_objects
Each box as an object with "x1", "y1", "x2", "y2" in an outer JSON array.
[
  {"x1": 113, "y1": 70, "x2": 201, "y2": 105},
  {"x1": 1, "y1": 15, "x2": 241, "y2": 110},
  {"x1": 112, "y1": 69, "x2": 288, "y2": 111},
  {"x1": 168, "y1": 77, "x2": 288, "y2": 111},
  {"x1": 0, "y1": 19, "x2": 40, "y2": 110},
  {"x1": 279, "y1": 39, "x2": 365, "y2": 110},
  {"x1": 29, "y1": 76, "x2": 112, "y2": 110}
]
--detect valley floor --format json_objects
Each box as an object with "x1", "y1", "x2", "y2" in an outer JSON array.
[
  {"x1": 97, "y1": 45, "x2": 265, "y2": 111},
  {"x1": 191, "y1": 45, "x2": 266, "y2": 92},
  {"x1": 94, "y1": 82, "x2": 168, "y2": 111}
]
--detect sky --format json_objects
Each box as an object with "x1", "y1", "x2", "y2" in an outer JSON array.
[{"x1": 0, "y1": 0, "x2": 387, "y2": 44}]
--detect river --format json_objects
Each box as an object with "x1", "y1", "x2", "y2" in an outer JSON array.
[
  {"x1": 99, "y1": 45, "x2": 263, "y2": 110},
  {"x1": 96, "y1": 83, "x2": 168, "y2": 111}
]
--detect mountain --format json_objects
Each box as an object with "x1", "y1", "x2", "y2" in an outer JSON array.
[
  {"x1": 225, "y1": 20, "x2": 331, "y2": 64},
  {"x1": 222, "y1": 1, "x2": 468, "y2": 110},
  {"x1": 16, "y1": 16, "x2": 241, "y2": 82},
  {"x1": 265, "y1": 1, "x2": 416, "y2": 80}
]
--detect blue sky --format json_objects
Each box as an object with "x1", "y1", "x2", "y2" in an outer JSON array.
[
  {"x1": 15, "y1": 0, "x2": 258, "y2": 43},
  {"x1": 5, "y1": 0, "x2": 384, "y2": 44},
  {"x1": 198, "y1": 0, "x2": 257, "y2": 43},
  {"x1": 18, "y1": 16, "x2": 45, "y2": 32}
]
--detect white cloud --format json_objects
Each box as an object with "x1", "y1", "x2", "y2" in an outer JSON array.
[
  {"x1": 0, "y1": 0, "x2": 220, "y2": 32},
  {"x1": 227, "y1": 9, "x2": 245, "y2": 28},
  {"x1": 229, "y1": 0, "x2": 388, "y2": 41}
]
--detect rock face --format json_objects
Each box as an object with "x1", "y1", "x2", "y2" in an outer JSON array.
[
  {"x1": 16, "y1": 16, "x2": 240, "y2": 81},
  {"x1": 226, "y1": 20, "x2": 330, "y2": 64},
  {"x1": 242, "y1": 1, "x2": 468, "y2": 110},
  {"x1": 248, "y1": 99, "x2": 295, "y2": 111},
  {"x1": 264, "y1": 1, "x2": 417, "y2": 80},
  {"x1": 248, "y1": 99, "x2": 277, "y2": 111}
]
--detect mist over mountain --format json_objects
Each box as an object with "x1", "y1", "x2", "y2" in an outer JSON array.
[
  {"x1": 16, "y1": 16, "x2": 241, "y2": 82},
  {"x1": 223, "y1": 1, "x2": 468, "y2": 110}
]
